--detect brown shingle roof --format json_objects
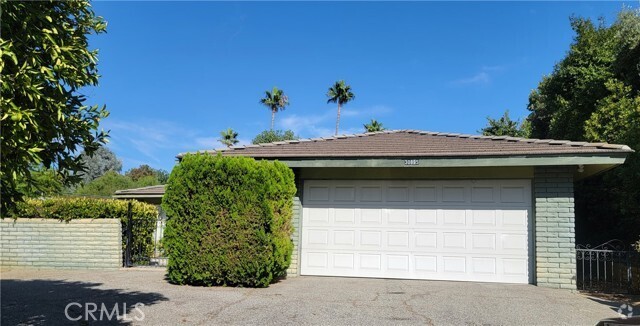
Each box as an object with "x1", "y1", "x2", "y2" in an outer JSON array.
[
  {"x1": 114, "y1": 185, "x2": 166, "y2": 196},
  {"x1": 177, "y1": 130, "x2": 633, "y2": 159}
]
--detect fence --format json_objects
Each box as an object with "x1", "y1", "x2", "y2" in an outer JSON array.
[
  {"x1": 123, "y1": 203, "x2": 167, "y2": 267},
  {"x1": 576, "y1": 240, "x2": 640, "y2": 293}
]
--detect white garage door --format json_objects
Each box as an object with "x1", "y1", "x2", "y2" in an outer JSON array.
[{"x1": 300, "y1": 180, "x2": 531, "y2": 283}]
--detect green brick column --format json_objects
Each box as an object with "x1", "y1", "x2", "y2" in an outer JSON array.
[
  {"x1": 286, "y1": 197, "x2": 302, "y2": 276},
  {"x1": 534, "y1": 166, "x2": 577, "y2": 289}
]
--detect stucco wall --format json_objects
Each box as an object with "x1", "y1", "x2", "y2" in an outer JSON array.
[
  {"x1": 533, "y1": 166, "x2": 577, "y2": 289},
  {"x1": 0, "y1": 218, "x2": 122, "y2": 269}
]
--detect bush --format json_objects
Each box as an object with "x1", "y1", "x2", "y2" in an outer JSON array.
[
  {"x1": 12, "y1": 196, "x2": 158, "y2": 259},
  {"x1": 162, "y1": 154, "x2": 296, "y2": 287}
]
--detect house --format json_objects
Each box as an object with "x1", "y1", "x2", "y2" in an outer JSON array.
[
  {"x1": 113, "y1": 185, "x2": 165, "y2": 205},
  {"x1": 174, "y1": 130, "x2": 632, "y2": 289}
]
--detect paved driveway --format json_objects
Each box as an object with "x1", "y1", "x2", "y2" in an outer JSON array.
[{"x1": 0, "y1": 268, "x2": 623, "y2": 325}]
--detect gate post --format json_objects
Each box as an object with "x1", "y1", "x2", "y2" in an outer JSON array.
[{"x1": 125, "y1": 201, "x2": 133, "y2": 267}]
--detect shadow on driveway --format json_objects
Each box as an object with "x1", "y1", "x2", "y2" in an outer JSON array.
[{"x1": 1, "y1": 278, "x2": 168, "y2": 325}]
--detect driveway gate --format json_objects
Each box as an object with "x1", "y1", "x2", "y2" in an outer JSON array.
[
  {"x1": 576, "y1": 240, "x2": 639, "y2": 293},
  {"x1": 123, "y1": 202, "x2": 167, "y2": 267}
]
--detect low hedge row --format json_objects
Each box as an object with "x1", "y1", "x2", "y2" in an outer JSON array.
[
  {"x1": 162, "y1": 154, "x2": 296, "y2": 287},
  {"x1": 12, "y1": 197, "x2": 158, "y2": 260}
]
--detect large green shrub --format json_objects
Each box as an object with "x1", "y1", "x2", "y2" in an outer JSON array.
[
  {"x1": 12, "y1": 196, "x2": 158, "y2": 259},
  {"x1": 162, "y1": 154, "x2": 296, "y2": 287}
]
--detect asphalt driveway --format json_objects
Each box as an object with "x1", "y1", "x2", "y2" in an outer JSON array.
[{"x1": 0, "y1": 268, "x2": 625, "y2": 325}]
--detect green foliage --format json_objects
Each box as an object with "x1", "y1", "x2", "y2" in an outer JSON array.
[
  {"x1": 251, "y1": 130, "x2": 298, "y2": 144},
  {"x1": 17, "y1": 167, "x2": 64, "y2": 198},
  {"x1": 125, "y1": 164, "x2": 169, "y2": 184},
  {"x1": 327, "y1": 80, "x2": 355, "y2": 135},
  {"x1": 0, "y1": 0, "x2": 109, "y2": 214},
  {"x1": 12, "y1": 196, "x2": 157, "y2": 258},
  {"x1": 162, "y1": 154, "x2": 296, "y2": 287},
  {"x1": 79, "y1": 147, "x2": 123, "y2": 183},
  {"x1": 75, "y1": 171, "x2": 161, "y2": 197},
  {"x1": 363, "y1": 119, "x2": 385, "y2": 132},
  {"x1": 219, "y1": 128, "x2": 239, "y2": 148},
  {"x1": 480, "y1": 111, "x2": 531, "y2": 137},
  {"x1": 260, "y1": 87, "x2": 289, "y2": 130},
  {"x1": 527, "y1": 8, "x2": 640, "y2": 244}
]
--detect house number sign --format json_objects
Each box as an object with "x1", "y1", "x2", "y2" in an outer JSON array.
[{"x1": 404, "y1": 159, "x2": 419, "y2": 166}]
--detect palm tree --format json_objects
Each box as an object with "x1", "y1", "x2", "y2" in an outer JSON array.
[
  {"x1": 260, "y1": 87, "x2": 289, "y2": 130},
  {"x1": 326, "y1": 80, "x2": 355, "y2": 135},
  {"x1": 364, "y1": 119, "x2": 385, "y2": 132},
  {"x1": 219, "y1": 128, "x2": 239, "y2": 148}
]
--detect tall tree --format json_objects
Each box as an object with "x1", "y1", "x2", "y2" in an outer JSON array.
[
  {"x1": 125, "y1": 164, "x2": 169, "y2": 183},
  {"x1": 326, "y1": 80, "x2": 355, "y2": 135},
  {"x1": 17, "y1": 167, "x2": 64, "y2": 198},
  {"x1": 364, "y1": 119, "x2": 385, "y2": 132},
  {"x1": 527, "y1": 8, "x2": 640, "y2": 245},
  {"x1": 219, "y1": 128, "x2": 239, "y2": 148},
  {"x1": 480, "y1": 111, "x2": 530, "y2": 137},
  {"x1": 0, "y1": 1, "x2": 109, "y2": 213},
  {"x1": 78, "y1": 147, "x2": 122, "y2": 184},
  {"x1": 252, "y1": 130, "x2": 298, "y2": 144},
  {"x1": 260, "y1": 87, "x2": 289, "y2": 130}
]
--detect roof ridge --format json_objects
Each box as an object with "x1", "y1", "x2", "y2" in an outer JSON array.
[{"x1": 175, "y1": 129, "x2": 633, "y2": 158}]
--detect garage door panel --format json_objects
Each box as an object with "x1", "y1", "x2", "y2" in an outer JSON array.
[{"x1": 301, "y1": 180, "x2": 531, "y2": 284}]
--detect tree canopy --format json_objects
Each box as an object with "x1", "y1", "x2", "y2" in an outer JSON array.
[
  {"x1": 526, "y1": 8, "x2": 640, "y2": 244},
  {"x1": 479, "y1": 111, "x2": 530, "y2": 138},
  {"x1": 364, "y1": 119, "x2": 385, "y2": 132},
  {"x1": 78, "y1": 147, "x2": 122, "y2": 184},
  {"x1": 0, "y1": 0, "x2": 108, "y2": 213},
  {"x1": 219, "y1": 128, "x2": 239, "y2": 148},
  {"x1": 260, "y1": 87, "x2": 289, "y2": 130},
  {"x1": 251, "y1": 130, "x2": 298, "y2": 144},
  {"x1": 125, "y1": 164, "x2": 169, "y2": 183},
  {"x1": 327, "y1": 80, "x2": 355, "y2": 135},
  {"x1": 75, "y1": 171, "x2": 160, "y2": 197}
]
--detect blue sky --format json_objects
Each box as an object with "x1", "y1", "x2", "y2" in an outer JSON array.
[{"x1": 88, "y1": 1, "x2": 635, "y2": 172}]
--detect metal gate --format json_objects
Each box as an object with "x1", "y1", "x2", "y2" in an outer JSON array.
[
  {"x1": 123, "y1": 202, "x2": 167, "y2": 267},
  {"x1": 576, "y1": 240, "x2": 640, "y2": 293}
]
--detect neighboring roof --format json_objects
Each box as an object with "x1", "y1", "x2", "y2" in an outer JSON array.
[
  {"x1": 177, "y1": 130, "x2": 633, "y2": 159},
  {"x1": 113, "y1": 185, "x2": 166, "y2": 198}
]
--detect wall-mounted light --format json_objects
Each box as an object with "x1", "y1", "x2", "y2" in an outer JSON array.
[{"x1": 578, "y1": 164, "x2": 584, "y2": 173}]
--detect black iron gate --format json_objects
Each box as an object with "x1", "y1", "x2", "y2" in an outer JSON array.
[
  {"x1": 576, "y1": 240, "x2": 640, "y2": 293},
  {"x1": 123, "y1": 202, "x2": 167, "y2": 267}
]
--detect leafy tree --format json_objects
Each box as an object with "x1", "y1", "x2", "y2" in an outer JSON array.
[
  {"x1": 219, "y1": 128, "x2": 239, "y2": 148},
  {"x1": 327, "y1": 80, "x2": 355, "y2": 135},
  {"x1": 74, "y1": 171, "x2": 161, "y2": 197},
  {"x1": 125, "y1": 164, "x2": 169, "y2": 183},
  {"x1": 0, "y1": 1, "x2": 109, "y2": 213},
  {"x1": 251, "y1": 130, "x2": 298, "y2": 144},
  {"x1": 480, "y1": 111, "x2": 531, "y2": 137},
  {"x1": 78, "y1": 147, "x2": 122, "y2": 184},
  {"x1": 154, "y1": 169, "x2": 170, "y2": 184},
  {"x1": 17, "y1": 167, "x2": 64, "y2": 198},
  {"x1": 260, "y1": 87, "x2": 289, "y2": 130},
  {"x1": 364, "y1": 119, "x2": 385, "y2": 132},
  {"x1": 125, "y1": 164, "x2": 155, "y2": 181},
  {"x1": 75, "y1": 171, "x2": 135, "y2": 197},
  {"x1": 527, "y1": 8, "x2": 640, "y2": 244}
]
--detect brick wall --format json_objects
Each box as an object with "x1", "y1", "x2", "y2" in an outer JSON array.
[
  {"x1": 534, "y1": 166, "x2": 577, "y2": 289},
  {"x1": 1, "y1": 218, "x2": 122, "y2": 269},
  {"x1": 287, "y1": 197, "x2": 301, "y2": 276}
]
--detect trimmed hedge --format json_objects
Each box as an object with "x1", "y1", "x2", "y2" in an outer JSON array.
[
  {"x1": 12, "y1": 196, "x2": 158, "y2": 260},
  {"x1": 162, "y1": 154, "x2": 296, "y2": 287}
]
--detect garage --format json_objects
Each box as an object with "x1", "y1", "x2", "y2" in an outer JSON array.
[
  {"x1": 300, "y1": 180, "x2": 531, "y2": 283},
  {"x1": 180, "y1": 129, "x2": 632, "y2": 288}
]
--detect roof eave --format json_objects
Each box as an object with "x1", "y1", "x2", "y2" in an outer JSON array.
[{"x1": 262, "y1": 153, "x2": 630, "y2": 168}]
